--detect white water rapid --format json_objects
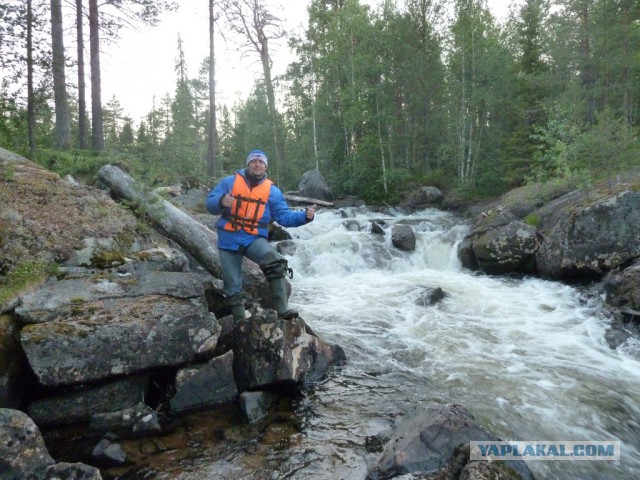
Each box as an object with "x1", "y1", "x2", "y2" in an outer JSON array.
[{"x1": 281, "y1": 206, "x2": 640, "y2": 480}]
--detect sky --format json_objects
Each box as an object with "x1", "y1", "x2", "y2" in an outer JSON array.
[{"x1": 101, "y1": 0, "x2": 512, "y2": 123}]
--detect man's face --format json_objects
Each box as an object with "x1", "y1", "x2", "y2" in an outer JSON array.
[{"x1": 247, "y1": 158, "x2": 267, "y2": 176}]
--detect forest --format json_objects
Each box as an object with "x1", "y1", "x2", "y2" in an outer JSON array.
[{"x1": 1, "y1": 0, "x2": 639, "y2": 203}]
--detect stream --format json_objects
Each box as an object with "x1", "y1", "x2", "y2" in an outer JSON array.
[{"x1": 97, "y1": 206, "x2": 639, "y2": 480}]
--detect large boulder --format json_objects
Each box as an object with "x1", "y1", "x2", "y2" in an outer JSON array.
[
  {"x1": 536, "y1": 190, "x2": 640, "y2": 280},
  {"x1": 368, "y1": 403, "x2": 532, "y2": 480},
  {"x1": 16, "y1": 272, "x2": 220, "y2": 387},
  {"x1": 298, "y1": 170, "x2": 333, "y2": 201},
  {"x1": 400, "y1": 186, "x2": 444, "y2": 210},
  {"x1": 170, "y1": 350, "x2": 238, "y2": 412},
  {"x1": 392, "y1": 224, "x2": 416, "y2": 252},
  {"x1": 232, "y1": 311, "x2": 346, "y2": 391},
  {"x1": 603, "y1": 259, "x2": 640, "y2": 313},
  {"x1": 472, "y1": 221, "x2": 540, "y2": 275}
]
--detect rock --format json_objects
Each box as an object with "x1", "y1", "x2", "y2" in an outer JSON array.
[
  {"x1": 92, "y1": 438, "x2": 127, "y2": 466},
  {"x1": 27, "y1": 375, "x2": 149, "y2": 427},
  {"x1": 232, "y1": 312, "x2": 346, "y2": 392},
  {"x1": 415, "y1": 287, "x2": 447, "y2": 306},
  {"x1": 603, "y1": 259, "x2": 640, "y2": 312},
  {"x1": 342, "y1": 219, "x2": 362, "y2": 231},
  {"x1": 17, "y1": 272, "x2": 220, "y2": 387},
  {"x1": 89, "y1": 401, "x2": 161, "y2": 436},
  {"x1": 239, "y1": 391, "x2": 276, "y2": 423},
  {"x1": 391, "y1": 224, "x2": 416, "y2": 251},
  {"x1": 0, "y1": 408, "x2": 54, "y2": 478},
  {"x1": 277, "y1": 240, "x2": 297, "y2": 256},
  {"x1": 170, "y1": 350, "x2": 238, "y2": 412},
  {"x1": 44, "y1": 462, "x2": 103, "y2": 479},
  {"x1": 536, "y1": 190, "x2": 640, "y2": 280},
  {"x1": 472, "y1": 221, "x2": 540, "y2": 275},
  {"x1": 16, "y1": 271, "x2": 208, "y2": 324},
  {"x1": 400, "y1": 186, "x2": 444, "y2": 210},
  {"x1": 334, "y1": 196, "x2": 365, "y2": 208},
  {"x1": 370, "y1": 221, "x2": 385, "y2": 235},
  {"x1": 369, "y1": 403, "x2": 532, "y2": 480},
  {"x1": 298, "y1": 170, "x2": 333, "y2": 201},
  {"x1": 120, "y1": 247, "x2": 191, "y2": 274},
  {"x1": 268, "y1": 222, "x2": 293, "y2": 242},
  {"x1": 20, "y1": 295, "x2": 218, "y2": 387},
  {"x1": 0, "y1": 315, "x2": 32, "y2": 408}
]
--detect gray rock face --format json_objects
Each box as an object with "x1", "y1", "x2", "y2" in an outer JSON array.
[
  {"x1": 239, "y1": 390, "x2": 276, "y2": 423},
  {"x1": 232, "y1": 312, "x2": 346, "y2": 391},
  {"x1": 392, "y1": 224, "x2": 416, "y2": 251},
  {"x1": 27, "y1": 375, "x2": 149, "y2": 427},
  {"x1": 472, "y1": 221, "x2": 540, "y2": 274},
  {"x1": 536, "y1": 191, "x2": 640, "y2": 279},
  {"x1": 298, "y1": 170, "x2": 333, "y2": 201},
  {"x1": 603, "y1": 259, "x2": 640, "y2": 312},
  {"x1": 369, "y1": 403, "x2": 532, "y2": 480},
  {"x1": 170, "y1": 350, "x2": 238, "y2": 412},
  {"x1": 400, "y1": 186, "x2": 444, "y2": 210},
  {"x1": 0, "y1": 408, "x2": 54, "y2": 478},
  {"x1": 16, "y1": 272, "x2": 220, "y2": 387}
]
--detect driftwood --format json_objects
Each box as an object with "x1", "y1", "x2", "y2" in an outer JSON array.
[
  {"x1": 97, "y1": 165, "x2": 266, "y2": 298},
  {"x1": 284, "y1": 194, "x2": 334, "y2": 207}
]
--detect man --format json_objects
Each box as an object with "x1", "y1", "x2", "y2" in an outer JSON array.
[{"x1": 206, "y1": 149, "x2": 315, "y2": 321}]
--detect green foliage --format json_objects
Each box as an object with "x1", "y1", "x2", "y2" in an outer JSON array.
[{"x1": 523, "y1": 212, "x2": 540, "y2": 227}]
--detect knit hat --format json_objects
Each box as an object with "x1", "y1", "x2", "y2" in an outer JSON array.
[{"x1": 246, "y1": 149, "x2": 268, "y2": 166}]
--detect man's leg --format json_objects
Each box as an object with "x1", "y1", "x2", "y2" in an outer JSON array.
[
  {"x1": 246, "y1": 238, "x2": 297, "y2": 320},
  {"x1": 219, "y1": 248, "x2": 246, "y2": 322}
]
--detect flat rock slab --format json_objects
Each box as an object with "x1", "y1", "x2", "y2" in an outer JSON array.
[
  {"x1": 20, "y1": 294, "x2": 219, "y2": 387},
  {"x1": 16, "y1": 271, "x2": 206, "y2": 324}
]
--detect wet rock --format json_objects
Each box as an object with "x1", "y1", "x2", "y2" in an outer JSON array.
[
  {"x1": 371, "y1": 221, "x2": 385, "y2": 235},
  {"x1": 277, "y1": 240, "x2": 297, "y2": 256},
  {"x1": 603, "y1": 259, "x2": 640, "y2": 313},
  {"x1": 392, "y1": 224, "x2": 416, "y2": 251},
  {"x1": 170, "y1": 350, "x2": 238, "y2": 412},
  {"x1": 298, "y1": 170, "x2": 333, "y2": 202},
  {"x1": 343, "y1": 219, "x2": 362, "y2": 231},
  {"x1": 27, "y1": 375, "x2": 149, "y2": 427},
  {"x1": 239, "y1": 391, "x2": 276, "y2": 423},
  {"x1": 0, "y1": 408, "x2": 54, "y2": 478},
  {"x1": 415, "y1": 287, "x2": 447, "y2": 306},
  {"x1": 44, "y1": 462, "x2": 103, "y2": 479},
  {"x1": 232, "y1": 312, "x2": 346, "y2": 391},
  {"x1": 368, "y1": 403, "x2": 533, "y2": 480},
  {"x1": 89, "y1": 401, "x2": 161, "y2": 436},
  {"x1": 472, "y1": 221, "x2": 540, "y2": 275}
]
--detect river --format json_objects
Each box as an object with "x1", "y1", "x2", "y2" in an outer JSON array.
[{"x1": 102, "y1": 206, "x2": 640, "y2": 480}]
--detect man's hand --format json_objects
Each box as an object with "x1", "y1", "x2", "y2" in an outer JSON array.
[
  {"x1": 306, "y1": 204, "x2": 317, "y2": 220},
  {"x1": 221, "y1": 193, "x2": 235, "y2": 208}
]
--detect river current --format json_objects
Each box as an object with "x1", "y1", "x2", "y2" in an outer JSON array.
[{"x1": 102, "y1": 206, "x2": 640, "y2": 480}]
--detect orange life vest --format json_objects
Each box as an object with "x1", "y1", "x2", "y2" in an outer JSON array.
[{"x1": 223, "y1": 173, "x2": 273, "y2": 235}]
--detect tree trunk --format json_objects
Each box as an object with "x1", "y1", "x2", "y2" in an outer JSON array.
[
  {"x1": 96, "y1": 165, "x2": 267, "y2": 299},
  {"x1": 50, "y1": 0, "x2": 71, "y2": 149},
  {"x1": 259, "y1": 35, "x2": 283, "y2": 181},
  {"x1": 89, "y1": 0, "x2": 104, "y2": 150},
  {"x1": 207, "y1": 0, "x2": 217, "y2": 178},
  {"x1": 27, "y1": 0, "x2": 36, "y2": 156},
  {"x1": 76, "y1": 0, "x2": 87, "y2": 149}
]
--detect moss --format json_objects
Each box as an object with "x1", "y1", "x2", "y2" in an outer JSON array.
[
  {"x1": 90, "y1": 250, "x2": 126, "y2": 269},
  {"x1": 0, "y1": 260, "x2": 57, "y2": 306},
  {"x1": 22, "y1": 321, "x2": 91, "y2": 343}
]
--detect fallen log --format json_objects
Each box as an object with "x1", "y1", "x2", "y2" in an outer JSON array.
[
  {"x1": 284, "y1": 194, "x2": 334, "y2": 207},
  {"x1": 96, "y1": 165, "x2": 267, "y2": 300}
]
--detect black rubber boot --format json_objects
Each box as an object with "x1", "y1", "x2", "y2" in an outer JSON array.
[
  {"x1": 226, "y1": 293, "x2": 246, "y2": 322},
  {"x1": 268, "y1": 277, "x2": 298, "y2": 320}
]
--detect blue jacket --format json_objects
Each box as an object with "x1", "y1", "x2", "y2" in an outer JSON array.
[{"x1": 206, "y1": 169, "x2": 310, "y2": 250}]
